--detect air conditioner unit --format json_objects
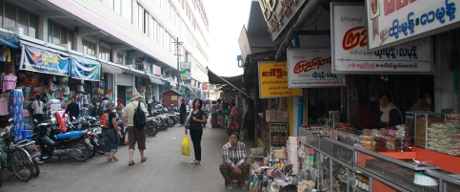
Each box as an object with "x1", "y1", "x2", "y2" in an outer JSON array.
[{"x1": 4, "y1": 27, "x2": 23, "y2": 36}]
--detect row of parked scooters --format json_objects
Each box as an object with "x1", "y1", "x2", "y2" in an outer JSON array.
[{"x1": 0, "y1": 105, "x2": 181, "y2": 187}]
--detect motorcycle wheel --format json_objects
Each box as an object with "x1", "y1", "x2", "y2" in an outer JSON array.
[
  {"x1": 32, "y1": 158, "x2": 40, "y2": 177},
  {"x1": 146, "y1": 124, "x2": 156, "y2": 137},
  {"x1": 96, "y1": 135, "x2": 105, "y2": 155},
  {"x1": 10, "y1": 149, "x2": 33, "y2": 181},
  {"x1": 72, "y1": 140, "x2": 91, "y2": 162}
]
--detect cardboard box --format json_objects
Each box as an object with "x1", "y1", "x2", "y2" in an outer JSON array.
[
  {"x1": 266, "y1": 111, "x2": 277, "y2": 122},
  {"x1": 280, "y1": 111, "x2": 289, "y2": 122}
]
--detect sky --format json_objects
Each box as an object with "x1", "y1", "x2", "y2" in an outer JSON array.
[{"x1": 203, "y1": 0, "x2": 252, "y2": 77}]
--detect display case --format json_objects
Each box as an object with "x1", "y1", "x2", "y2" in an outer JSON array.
[
  {"x1": 269, "y1": 123, "x2": 288, "y2": 147},
  {"x1": 405, "y1": 111, "x2": 446, "y2": 148}
]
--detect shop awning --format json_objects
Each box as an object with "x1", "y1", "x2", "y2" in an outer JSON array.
[
  {"x1": 207, "y1": 67, "x2": 243, "y2": 85},
  {"x1": 0, "y1": 29, "x2": 18, "y2": 49},
  {"x1": 207, "y1": 67, "x2": 252, "y2": 99},
  {"x1": 149, "y1": 75, "x2": 163, "y2": 85},
  {"x1": 101, "y1": 63, "x2": 123, "y2": 74}
]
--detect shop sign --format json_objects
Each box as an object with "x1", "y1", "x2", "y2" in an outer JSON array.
[
  {"x1": 181, "y1": 68, "x2": 191, "y2": 80},
  {"x1": 152, "y1": 64, "x2": 161, "y2": 76},
  {"x1": 331, "y1": 4, "x2": 432, "y2": 74},
  {"x1": 258, "y1": 62, "x2": 302, "y2": 98},
  {"x1": 202, "y1": 82, "x2": 208, "y2": 90},
  {"x1": 20, "y1": 45, "x2": 70, "y2": 76},
  {"x1": 287, "y1": 49, "x2": 346, "y2": 88},
  {"x1": 366, "y1": 0, "x2": 459, "y2": 51},
  {"x1": 70, "y1": 57, "x2": 101, "y2": 81},
  {"x1": 259, "y1": 0, "x2": 307, "y2": 41}
]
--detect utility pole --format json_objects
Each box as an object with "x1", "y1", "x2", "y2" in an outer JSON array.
[{"x1": 173, "y1": 37, "x2": 183, "y2": 91}]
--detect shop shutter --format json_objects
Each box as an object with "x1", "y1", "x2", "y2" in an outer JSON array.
[{"x1": 117, "y1": 74, "x2": 133, "y2": 86}]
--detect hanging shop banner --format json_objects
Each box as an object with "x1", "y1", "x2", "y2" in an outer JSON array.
[
  {"x1": 152, "y1": 64, "x2": 161, "y2": 76},
  {"x1": 70, "y1": 57, "x2": 101, "y2": 81},
  {"x1": 258, "y1": 62, "x2": 302, "y2": 98},
  {"x1": 181, "y1": 68, "x2": 191, "y2": 80},
  {"x1": 287, "y1": 49, "x2": 346, "y2": 88},
  {"x1": 366, "y1": 0, "x2": 459, "y2": 51},
  {"x1": 259, "y1": 0, "x2": 308, "y2": 41},
  {"x1": 20, "y1": 45, "x2": 70, "y2": 76},
  {"x1": 202, "y1": 82, "x2": 209, "y2": 90},
  {"x1": 331, "y1": 3, "x2": 432, "y2": 74}
]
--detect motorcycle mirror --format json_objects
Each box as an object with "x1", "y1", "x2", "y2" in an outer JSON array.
[{"x1": 8, "y1": 118, "x2": 13, "y2": 123}]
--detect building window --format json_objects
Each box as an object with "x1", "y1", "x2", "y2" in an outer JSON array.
[
  {"x1": 82, "y1": 39, "x2": 96, "y2": 56},
  {"x1": 49, "y1": 20, "x2": 69, "y2": 45},
  {"x1": 3, "y1": 3, "x2": 39, "y2": 38},
  {"x1": 121, "y1": 0, "x2": 133, "y2": 23},
  {"x1": 99, "y1": 46, "x2": 110, "y2": 61},
  {"x1": 137, "y1": 3, "x2": 144, "y2": 31},
  {"x1": 116, "y1": 53, "x2": 124, "y2": 64}
]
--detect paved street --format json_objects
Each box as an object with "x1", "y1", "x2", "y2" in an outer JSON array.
[{"x1": 0, "y1": 123, "x2": 254, "y2": 192}]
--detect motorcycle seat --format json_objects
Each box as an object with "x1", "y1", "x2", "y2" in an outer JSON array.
[
  {"x1": 56, "y1": 130, "x2": 86, "y2": 140},
  {"x1": 37, "y1": 122, "x2": 58, "y2": 127}
]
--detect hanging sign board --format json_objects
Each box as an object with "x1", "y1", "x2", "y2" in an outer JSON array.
[
  {"x1": 20, "y1": 45, "x2": 70, "y2": 76},
  {"x1": 331, "y1": 3, "x2": 432, "y2": 74},
  {"x1": 287, "y1": 48, "x2": 346, "y2": 88},
  {"x1": 70, "y1": 57, "x2": 101, "y2": 81},
  {"x1": 258, "y1": 61, "x2": 302, "y2": 98},
  {"x1": 366, "y1": 0, "x2": 459, "y2": 51}
]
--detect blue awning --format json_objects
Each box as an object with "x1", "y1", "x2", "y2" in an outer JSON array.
[{"x1": 0, "y1": 29, "x2": 18, "y2": 49}]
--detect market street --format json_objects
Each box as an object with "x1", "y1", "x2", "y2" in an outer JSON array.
[{"x1": 0, "y1": 123, "x2": 254, "y2": 192}]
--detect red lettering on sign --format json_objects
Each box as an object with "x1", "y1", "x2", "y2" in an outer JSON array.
[
  {"x1": 261, "y1": 68, "x2": 287, "y2": 78},
  {"x1": 342, "y1": 26, "x2": 367, "y2": 51},
  {"x1": 384, "y1": 0, "x2": 417, "y2": 16},
  {"x1": 293, "y1": 57, "x2": 332, "y2": 74}
]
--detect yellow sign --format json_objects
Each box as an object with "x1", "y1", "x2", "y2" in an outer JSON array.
[
  {"x1": 258, "y1": 62, "x2": 302, "y2": 98},
  {"x1": 171, "y1": 95, "x2": 177, "y2": 101}
]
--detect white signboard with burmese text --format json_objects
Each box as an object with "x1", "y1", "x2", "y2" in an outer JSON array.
[
  {"x1": 366, "y1": 0, "x2": 460, "y2": 51},
  {"x1": 287, "y1": 48, "x2": 346, "y2": 88},
  {"x1": 331, "y1": 3, "x2": 432, "y2": 74}
]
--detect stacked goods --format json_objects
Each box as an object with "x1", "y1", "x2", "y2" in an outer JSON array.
[
  {"x1": 286, "y1": 136, "x2": 300, "y2": 175},
  {"x1": 447, "y1": 113, "x2": 460, "y2": 122},
  {"x1": 415, "y1": 116, "x2": 444, "y2": 147},
  {"x1": 360, "y1": 130, "x2": 376, "y2": 151},
  {"x1": 427, "y1": 122, "x2": 460, "y2": 156}
]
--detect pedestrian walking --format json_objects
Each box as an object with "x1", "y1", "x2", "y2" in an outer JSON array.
[
  {"x1": 209, "y1": 101, "x2": 218, "y2": 128},
  {"x1": 65, "y1": 96, "x2": 79, "y2": 122},
  {"x1": 230, "y1": 102, "x2": 239, "y2": 123},
  {"x1": 180, "y1": 99, "x2": 187, "y2": 125},
  {"x1": 185, "y1": 98, "x2": 207, "y2": 164},
  {"x1": 116, "y1": 98, "x2": 125, "y2": 119},
  {"x1": 123, "y1": 92, "x2": 148, "y2": 166},
  {"x1": 31, "y1": 95, "x2": 44, "y2": 132},
  {"x1": 103, "y1": 101, "x2": 120, "y2": 162}
]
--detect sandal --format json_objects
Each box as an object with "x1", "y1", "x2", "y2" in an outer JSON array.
[
  {"x1": 111, "y1": 157, "x2": 118, "y2": 162},
  {"x1": 190, "y1": 160, "x2": 201, "y2": 164},
  {"x1": 141, "y1": 157, "x2": 148, "y2": 162},
  {"x1": 128, "y1": 161, "x2": 135, "y2": 166}
]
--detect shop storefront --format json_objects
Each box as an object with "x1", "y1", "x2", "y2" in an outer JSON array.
[{"x1": 247, "y1": 1, "x2": 460, "y2": 192}]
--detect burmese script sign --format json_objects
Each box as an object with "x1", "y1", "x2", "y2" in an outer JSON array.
[
  {"x1": 258, "y1": 62, "x2": 302, "y2": 98},
  {"x1": 287, "y1": 49, "x2": 346, "y2": 88},
  {"x1": 366, "y1": 0, "x2": 459, "y2": 51},
  {"x1": 259, "y1": 0, "x2": 307, "y2": 41},
  {"x1": 331, "y1": 3, "x2": 432, "y2": 73}
]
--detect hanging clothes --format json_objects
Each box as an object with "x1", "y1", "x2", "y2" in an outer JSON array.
[
  {"x1": 2, "y1": 73, "x2": 17, "y2": 92},
  {"x1": 0, "y1": 93, "x2": 9, "y2": 116}
]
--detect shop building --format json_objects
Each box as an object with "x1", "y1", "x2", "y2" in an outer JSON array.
[
  {"x1": 0, "y1": 0, "x2": 210, "y2": 138},
  {"x1": 241, "y1": 0, "x2": 460, "y2": 191}
]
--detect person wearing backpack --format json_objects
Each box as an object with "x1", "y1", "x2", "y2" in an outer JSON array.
[
  {"x1": 102, "y1": 101, "x2": 120, "y2": 162},
  {"x1": 122, "y1": 92, "x2": 148, "y2": 166}
]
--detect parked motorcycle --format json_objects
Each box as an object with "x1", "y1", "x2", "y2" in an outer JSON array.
[
  {"x1": 145, "y1": 117, "x2": 160, "y2": 137},
  {"x1": 36, "y1": 122, "x2": 92, "y2": 162}
]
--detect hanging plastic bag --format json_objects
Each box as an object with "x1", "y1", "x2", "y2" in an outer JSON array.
[
  {"x1": 124, "y1": 132, "x2": 129, "y2": 145},
  {"x1": 181, "y1": 134, "x2": 190, "y2": 156}
]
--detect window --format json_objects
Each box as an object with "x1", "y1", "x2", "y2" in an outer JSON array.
[
  {"x1": 99, "y1": 46, "x2": 110, "y2": 61},
  {"x1": 49, "y1": 20, "x2": 69, "y2": 44},
  {"x1": 116, "y1": 53, "x2": 124, "y2": 64},
  {"x1": 137, "y1": 3, "x2": 144, "y2": 31},
  {"x1": 82, "y1": 39, "x2": 96, "y2": 56},
  {"x1": 144, "y1": 11, "x2": 149, "y2": 34},
  {"x1": 3, "y1": 3, "x2": 39, "y2": 38},
  {"x1": 121, "y1": 0, "x2": 133, "y2": 23}
]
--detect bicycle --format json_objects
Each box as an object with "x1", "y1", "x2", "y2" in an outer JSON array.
[{"x1": 0, "y1": 135, "x2": 34, "y2": 182}]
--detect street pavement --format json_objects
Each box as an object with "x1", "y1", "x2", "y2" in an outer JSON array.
[{"x1": 0, "y1": 122, "x2": 254, "y2": 192}]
